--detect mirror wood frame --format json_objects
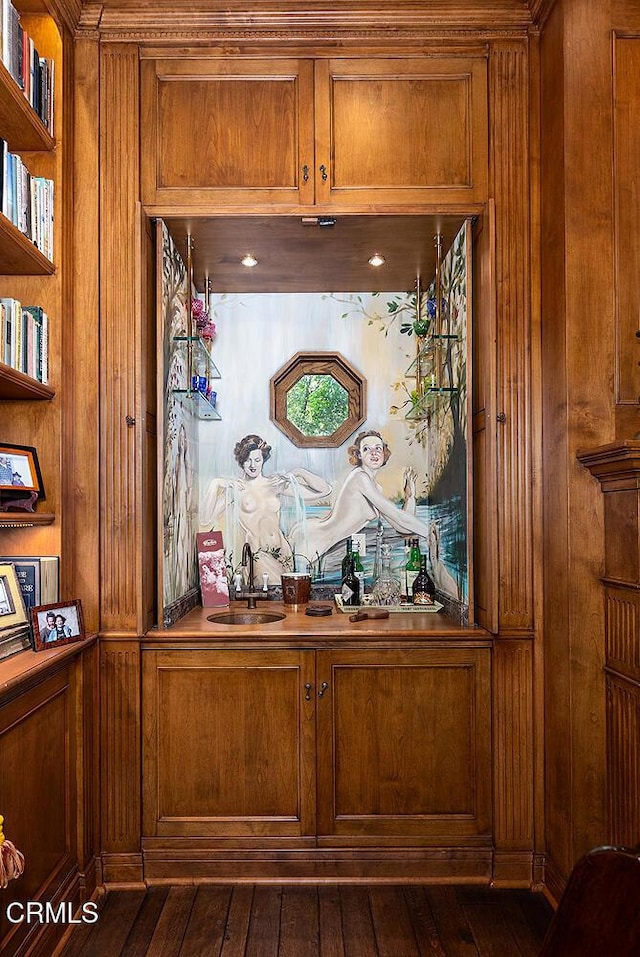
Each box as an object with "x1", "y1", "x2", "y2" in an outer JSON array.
[{"x1": 270, "y1": 351, "x2": 367, "y2": 448}]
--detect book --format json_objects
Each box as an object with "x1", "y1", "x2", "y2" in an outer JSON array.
[
  {"x1": 196, "y1": 531, "x2": 229, "y2": 607},
  {"x1": 1, "y1": 556, "x2": 59, "y2": 611}
]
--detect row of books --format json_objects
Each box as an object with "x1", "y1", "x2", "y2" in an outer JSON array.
[
  {"x1": 1, "y1": 556, "x2": 59, "y2": 611},
  {"x1": 0, "y1": 298, "x2": 49, "y2": 382},
  {"x1": 1, "y1": 0, "x2": 54, "y2": 134},
  {"x1": 1, "y1": 140, "x2": 54, "y2": 259}
]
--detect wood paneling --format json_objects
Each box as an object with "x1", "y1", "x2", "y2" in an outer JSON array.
[
  {"x1": 489, "y1": 40, "x2": 533, "y2": 632},
  {"x1": 613, "y1": 37, "x2": 640, "y2": 423},
  {"x1": 100, "y1": 641, "x2": 142, "y2": 880},
  {"x1": 142, "y1": 649, "x2": 316, "y2": 840},
  {"x1": 100, "y1": 45, "x2": 140, "y2": 631},
  {"x1": 141, "y1": 57, "x2": 315, "y2": 208},
  {"x1": 315, "y1": 56, "x2": 488, "y2": 207},
  {"x1": 606, "y1": 673, "x2": 640, "y2": 847},
  {"x1": 316, "y1": 647, "x2": 492, "y2": 843}
]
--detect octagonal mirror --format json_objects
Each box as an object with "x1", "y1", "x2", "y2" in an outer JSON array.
[{"x1": 270, "y1": 352, "x2": 367, "y2": 448}]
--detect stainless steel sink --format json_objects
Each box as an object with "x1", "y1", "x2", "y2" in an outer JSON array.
[{"x1": 207, "y1": 611, "x2": 286, "y2": 625}]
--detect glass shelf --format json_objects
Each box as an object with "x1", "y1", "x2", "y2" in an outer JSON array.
[
  {"x1": 405, "y1": 334, "x2": 459, "y2": 379},
  {"x1": 173, "y1": 335, "x2": 221, "y2": 379},
  {"x1": 172, "y1": 389, "x2": 221, "y2": 420},
  {"x1": 405, "y1": 387, "x2": 457, "y2": 420}
]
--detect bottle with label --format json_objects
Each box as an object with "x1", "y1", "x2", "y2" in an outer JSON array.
[
  {"x1": 352, "y1": 547, "x2": 365, "y2": 594},
  {"x1": 404, "y1": 538, "x2": 422, "y2": 601},
  {"x1": 341, "y1": 538, "x2": 353, "y2": 581},
  {"x1": 412, "y1": 555, "x2": 436, "y2": 605},
  {"x1": 341, "y1": 555, "x2": 361, "y2": 606}
]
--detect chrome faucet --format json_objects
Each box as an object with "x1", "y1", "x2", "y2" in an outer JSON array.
[{"x1": 241, "y1": 542, "x2": 260, "y2": 608}]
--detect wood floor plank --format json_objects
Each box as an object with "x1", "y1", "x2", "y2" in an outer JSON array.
[
  {"x1": 60, "y1": 890, "x2": 146, "y2": 957},
  {"x1": 220, "y1": 885, "x2": 255, "y2": 957},
  {"x1": 318, "y1": 886, "x2": 346, "y2": 957},
  {"x1": 179, "y1": 885, "x2": 233, "y2": 957},
  {"x1": 121, "y1": 886, "x2": 171, "y2": 957},
  {"x1": 145, "y1": 886, "x2": 197, "y2": 957},
  {"x1": 245, "y1": 885, "x2": 283, "y2": 957},
  {"x1": 425, "y1": 887, "x2": 479, "y2": 957},
  {"x1": 368, "y1": 885, "x2": 421, "y2": 957},
  {"x1": 339, "y1": 886, "x2": 379, "y2": 957},
  {"x1": 403, "y1": 886, "x2": 447, "y2": 957},
  {"x1": 461, "y1": 901, "x2": 523, "y2": 957},
  {"x1": 497, "y1": 895, "x2": 548, "y2": 957},
  {"x1": 278, "y1": 885, "x2": 320, "y2": 957}
]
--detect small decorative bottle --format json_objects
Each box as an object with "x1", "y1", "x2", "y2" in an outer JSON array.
[
  {"x1": 341, "y1": 538, "x2": 353, "y2": 581},
  {"x1": 412, "y1": 555, "x2": 436, "y2": 605},
  {"x1": 404, "y1": 538, "x2": 422, "y2": 601},
  {"x1": 352, "y1": 546, "x2": 365, "y2": 594},
  {"x1": 341, "y1": 555, "x2": 361, "y2": 607},
  {"x1": 371, "y1": 544, "x2": 402, "y2": 606}
]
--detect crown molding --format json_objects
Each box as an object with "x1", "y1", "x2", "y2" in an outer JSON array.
[{"x1": 528, "y1": 0, "x2": 558, "y2": 29}]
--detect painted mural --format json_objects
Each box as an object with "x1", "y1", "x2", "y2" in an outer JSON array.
[
  {"x1": 196, "y1": 222, "x2": 470, "y2": 608},
  {"x1": 160, "y1": 222, "x2": 199, "y2": 611}
]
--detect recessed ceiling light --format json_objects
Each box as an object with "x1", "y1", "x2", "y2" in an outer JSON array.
[
  {"x1": 241, "y1": 254, "x2": 258, "y2": 267},
  {"x1": 368, "y1": 253, "x2": 385, "y2": 267}
]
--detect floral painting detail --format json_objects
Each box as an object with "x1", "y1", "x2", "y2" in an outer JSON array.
[{"x1": 161, "y1": 222, "x2": 199, "y2": 608}]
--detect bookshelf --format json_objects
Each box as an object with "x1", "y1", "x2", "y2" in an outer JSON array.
[{"x1": 0, "y1": 3, "x2": 59, "y2": 544}]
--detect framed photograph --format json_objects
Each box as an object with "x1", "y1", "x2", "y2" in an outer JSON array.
[
  {"x1": 0, "y1": 563, "x2": 29, "y2": 632},
  {"x1": 0, "y1": 443, "x2": 46, "y2": 500},
  {"x1": 31, "y1": 599, "x2": 85, "y2": 651}
]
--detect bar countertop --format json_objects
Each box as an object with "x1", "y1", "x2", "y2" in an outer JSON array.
[{"x1": 144, "y1": 600, "x2": 490, "y2": 647}]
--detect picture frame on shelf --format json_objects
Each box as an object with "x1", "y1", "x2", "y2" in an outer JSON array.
[
  {"x1": 0, "y1": 562, "x2": 29, "y2": 632},
  {"x1": 31, "y1": 599, "x2": 85, "y2": 652},
  {"x1": 0, "y1": 443, "x2": 45, "y2": 512}
]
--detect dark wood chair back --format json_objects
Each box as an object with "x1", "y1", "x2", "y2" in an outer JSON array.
[{"x1": 539, "y1": 845, "x2": 640, "y2": 957}]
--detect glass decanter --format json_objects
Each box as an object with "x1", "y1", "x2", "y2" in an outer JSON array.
[{"x1": 370, "y1": 544, "x2": 402, "y2": 606}]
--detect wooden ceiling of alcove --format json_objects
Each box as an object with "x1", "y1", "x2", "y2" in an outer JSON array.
[{"x1": 164, "y1": 215, "x2": 467, "y2": 293}]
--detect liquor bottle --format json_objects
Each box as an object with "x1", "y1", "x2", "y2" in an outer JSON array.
[
  {"x1": 352, "y1": 547, "x2": 365, "y2": 593},
  {"x1": 341, "y1": 555, "x2": 360, "y2": 606},
  {"x1": 404, "y1": 538, "x2": 422, "y2": 601},
  {"x1": 341, "y1": 538, "x2": 353, "y2": 581},
  {"x1": 412, "y1": 555, "x2": 436, "y2": 605},
  {"x1": 371, "y1": 544, "x2": 402, "y2": 606}
]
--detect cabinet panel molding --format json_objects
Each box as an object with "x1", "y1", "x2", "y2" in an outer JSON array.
[
  {"x1": 100, "y1": 45, "x2": 141, "y2": 629},
  {"x1": 489, "y1": 41, "x2": 533, "y2": 629},
  {"x1": 606, "y1": 672, "x2": 640, "y2": 846},
  {"x1": 493, "y1": 640, "x2": 534, "y2": 850}
]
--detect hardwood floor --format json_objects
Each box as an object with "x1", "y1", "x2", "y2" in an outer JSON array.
[{"x1": 59, "y1": 884, "x2": 554, "y2": 957}]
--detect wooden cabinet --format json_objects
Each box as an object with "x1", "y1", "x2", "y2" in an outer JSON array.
[
  {"x1": 142, "y1": 643, "x2": 492, "y2": 862},
  {"x1": 142, "y1": 648, "x2": 316, "y2": 841},
  {"x1": 316, "y1": 647, "x2": 492, "y2": 845},
  {"x1": 140, "y1": 54, "x2": 488, "y2": 210}
]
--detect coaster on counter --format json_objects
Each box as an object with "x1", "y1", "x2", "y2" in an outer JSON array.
[{"x1": 305, "y1": 604, "x2": 333, "y2": 617}]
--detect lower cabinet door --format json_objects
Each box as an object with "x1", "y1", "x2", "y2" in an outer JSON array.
[
  {"x1": 142, "y1": 649, "x2": 316, "y2": 839},
  {"x1": 315, "y1": 647, "x2": 492, "y2": 845}
]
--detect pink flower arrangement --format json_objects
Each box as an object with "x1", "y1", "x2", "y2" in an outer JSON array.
[{"x1": 191, "y1": 298, "x2": 216, "y2": 340}]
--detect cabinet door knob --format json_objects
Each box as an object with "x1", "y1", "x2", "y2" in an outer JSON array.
[
  {"x1": 319, "y1": 164, "x2": 328, "y2": 182},
  {"x1": 304, "y1": 682, "x2": 313, "y2": 701},
  {"x1": 318, "y1": 681, "x2": 329, "y2": 697},
  {"x1": 302, "y1": 164, "x2": 310, "y2": 183}
]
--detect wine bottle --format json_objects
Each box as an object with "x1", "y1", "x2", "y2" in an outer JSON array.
[
  {"x1": 412, "y1": 555, "x2": 436, "y2": 605},
  {"x1": 404, "y1": 538, "x2": 422, "y2": 601},
  {"x1": 353, "y1": 547, "x2": 365, "y2": 593},
  {"x1": 341, "y1": 538, "x2": 353, "y2": 581},
  {"x1": 341, "y1": 555, "x2": 361, "y2": 606}
]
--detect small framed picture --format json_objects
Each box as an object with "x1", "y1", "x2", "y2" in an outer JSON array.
[
  {"x1": 0, "y1": 563, "x2": 29, "y2": 632},
  {"x1": 31, "y1": 599, "x2": 85, "y2": 651},
  {"x1": 0, "y1": 443, "x2": 46, "y2": 499}
]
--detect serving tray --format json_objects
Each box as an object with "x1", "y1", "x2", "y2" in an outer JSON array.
[{"x1": 334, "y1": 595, "x2": 444, "y2": 614}]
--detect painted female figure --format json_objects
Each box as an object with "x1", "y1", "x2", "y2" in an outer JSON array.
[{"x1": 202, "y1": 434, "x2": 331, "y2": 585}]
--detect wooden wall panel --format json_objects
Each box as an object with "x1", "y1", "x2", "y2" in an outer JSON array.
[
  {"x1": 100, "y1": 641, "x2": 142, "y2": 880},
  {"x1": 492, "y1": 639, "x2": 534, "y2": 884},
  {"x1": 100, "y1": 45, "x2": 141, "y2": 631},
  {"x1": 606, "y1": 673, "x2": 640, "y2": 846},
  {"x1": 489, "y1": 41, "x2": 533, "y2": 631},
  {"x1": 613, "y1": 37, "x2": 640, "y2": 436}
]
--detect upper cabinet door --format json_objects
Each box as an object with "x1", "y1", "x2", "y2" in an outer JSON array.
[
  {"x1": 314, "y1": 57, "x2": 488, "y2": 207},
  {"x1": 141, "y1": 57, "x2": 315, "y2": 208}
]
